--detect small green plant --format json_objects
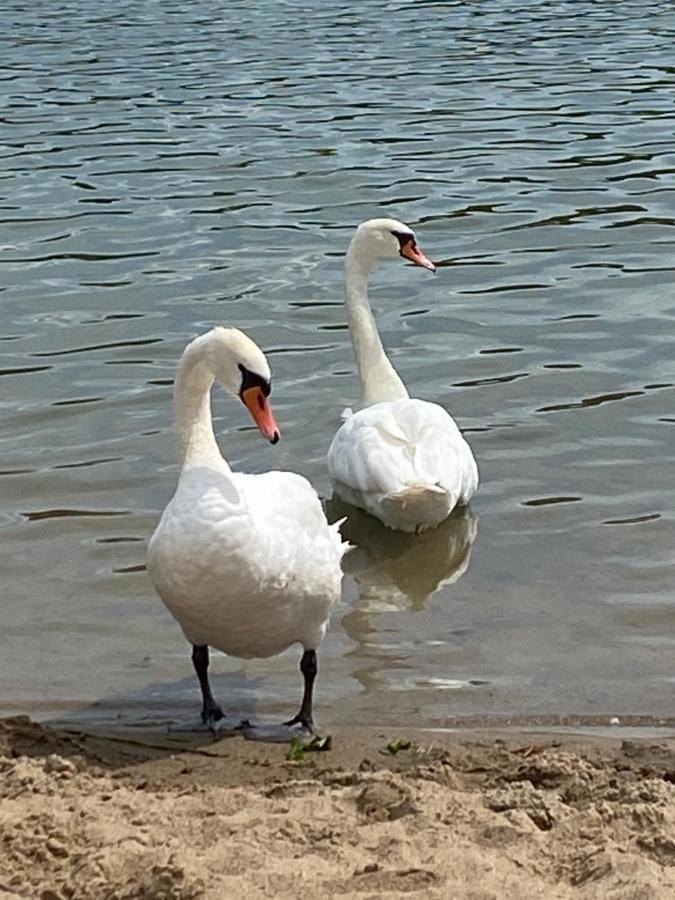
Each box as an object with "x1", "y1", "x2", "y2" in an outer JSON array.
[
  {"x1": 383, "y1": 738, "x2": 413, "y2": 756},
  {"x1": 287, "y1": 737, "x2": 306, "y2": 762},
  {"x1": 286, "y1": 734, "x2": 333, "y2": 762}
]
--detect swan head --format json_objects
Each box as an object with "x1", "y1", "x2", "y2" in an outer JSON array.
[
  {"x1": 206, "y1": 327, "x2": 280, "y2": 444},
  {"x1": 349, "y1": 218, "x2": 436, "y2": 272}
]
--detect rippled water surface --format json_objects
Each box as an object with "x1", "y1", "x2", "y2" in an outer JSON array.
[{"x1": 2, "y1": 0, "x2": 674, "y2": 730}]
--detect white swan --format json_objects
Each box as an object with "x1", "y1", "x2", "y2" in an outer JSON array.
[
  {"x1": 327, "y1": 218, "x2": 479, "y2": 533},
  {"x1": 147, "y1": 327, "x2": 347, "y2": 733}
]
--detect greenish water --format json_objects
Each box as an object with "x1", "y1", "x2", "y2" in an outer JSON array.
[{"x1": 2, "y1": 0, "x2": 674, "y2": 730}]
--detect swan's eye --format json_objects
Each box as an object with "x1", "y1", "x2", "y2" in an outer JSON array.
[
  {"x1": 238, "y1": 364, "x2": 271, "y2": 398},
  {"x1": 391, "y1": 230, "x2": 416, "y2": 254}
]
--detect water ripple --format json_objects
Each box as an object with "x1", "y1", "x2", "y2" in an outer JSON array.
[
  {"x1": 21, "y1": 509, "x2": 130, "y2": 522},
  {"x1": 538, "y1": 390, "x2": 645, "y2": 413}
]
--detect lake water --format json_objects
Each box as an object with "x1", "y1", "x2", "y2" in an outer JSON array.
[{"x1": 2, "y1": 0, "x2": 674, "y2": 733}]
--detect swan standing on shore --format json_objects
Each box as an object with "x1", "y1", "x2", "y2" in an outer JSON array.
[
  {"x1": 148, "y1": 327, "x2": 347, "y2": 733},
  {"x1": 327, "y1": 219, "x2": 478, "y2": 533}
]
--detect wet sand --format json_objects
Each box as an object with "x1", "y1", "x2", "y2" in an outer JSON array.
[{"x1": 1, "y1": 716, "x2": 675, "y2": 898}]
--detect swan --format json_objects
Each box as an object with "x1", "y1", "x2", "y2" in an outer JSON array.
[
  {"x1": 327, "y1": 218, "x2": 479, "y2": 533},
  {"x1": 147, "y1": 326, "x2": 347, "y2": 734}
]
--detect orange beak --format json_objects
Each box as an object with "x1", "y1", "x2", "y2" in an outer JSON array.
[
  {"x1": 241, "y1": 386, "x2": 280, "y2": 444},
  {"x1": 401, "y1": 240, "x2": 436, "y2": 272}
]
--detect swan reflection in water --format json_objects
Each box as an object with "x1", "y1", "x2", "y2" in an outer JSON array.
[
  {"x1": 327, "y1": 498, "x2": 479, "y2": 698},
  {"x1": 327, "y1": 497, "x2": 478, "y2": 612}
]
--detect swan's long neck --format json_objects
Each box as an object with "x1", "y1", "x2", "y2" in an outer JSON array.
[
  {"x1": 174, "y1": 336, "x2": 230, "y2": 470},
  {"x1": 345, "y1": 245, "x2": 409, "y2": 408}
]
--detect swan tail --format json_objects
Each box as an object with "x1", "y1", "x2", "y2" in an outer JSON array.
[{"x1": 380, "y1": 483, "x2": 455, "y2": 534}]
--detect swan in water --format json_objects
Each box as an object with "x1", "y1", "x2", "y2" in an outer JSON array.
[
  {"x1": 327, "y1": 218, "x2": 478, "y2": 533},
  {"x1": 147, "y1": 327, "x2": 347, "y2": 734}
]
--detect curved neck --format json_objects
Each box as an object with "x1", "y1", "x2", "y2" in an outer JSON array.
[
  {"x1": 345, "y1": 245, "x2": 409, "y2": 408},
  {"x1": 174, "y1": 336, "x2": 229, "y2": 471}
]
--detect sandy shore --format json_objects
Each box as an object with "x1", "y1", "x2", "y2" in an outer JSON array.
[{"x1": 1, "y1": 716, "x2": 675, "y2": 899}]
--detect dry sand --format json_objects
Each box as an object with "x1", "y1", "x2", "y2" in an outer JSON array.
[{"x1": 1, "y1": 716, "x2": 675, "y2": 899}]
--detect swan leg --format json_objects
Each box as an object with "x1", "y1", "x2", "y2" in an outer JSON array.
[
  {"x1": 284, "y1": 648, "x2": 317, "y2": 733},
  {"x1": 192, "y1": 644, "x2": 225, "y2": 730},
  {"x1": 236, "y1": 650, "x2": 318, "y2": 742}
]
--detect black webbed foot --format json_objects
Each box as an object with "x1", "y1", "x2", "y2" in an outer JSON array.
[
  {"x1": 241, "y1": 648, "x2": 318, "y2": 742},
  {"x1": 283, "y1": 712, "x2": 314, "y2": 734},
  {"x1": 201, "y1": 699, "x2": 226, "y2": 735}
]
